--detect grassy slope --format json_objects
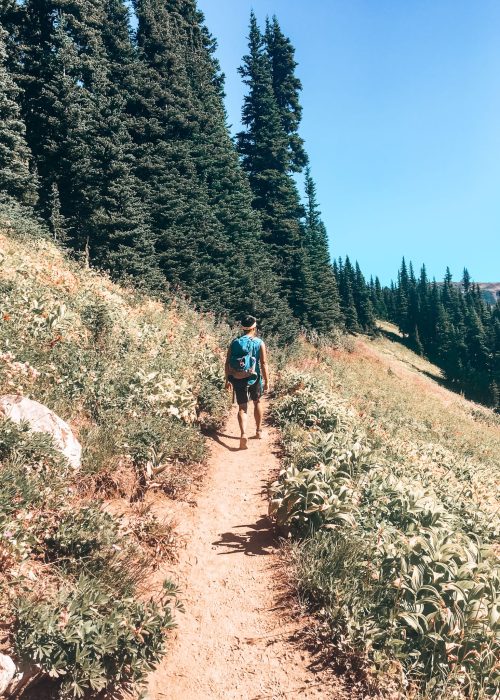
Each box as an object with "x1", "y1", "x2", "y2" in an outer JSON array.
[
  {"x1": 295, "y1": 327, "x2": 499, "y2": 519},
  {"x1": 271, "y1": 328, "x2": 500, "y2": 699},
  {"x1": 0, "y1": 216, "x2": 230, "y2": 698}
]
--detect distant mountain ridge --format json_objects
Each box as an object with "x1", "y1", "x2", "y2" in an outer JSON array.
[{"x1": 478, "y1": 283, "x2": 500, "y2": 304}]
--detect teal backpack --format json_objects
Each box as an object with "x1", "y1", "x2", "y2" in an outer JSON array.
[{"x1": 229, "y1": 336, "x2": 258, "y2": 382}]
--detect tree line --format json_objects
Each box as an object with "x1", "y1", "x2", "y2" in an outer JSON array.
[
  {"x1": 372, "y1": 260, "x2": 500, "y2": 408},
  {"x1": 0, "y1": 0, "x2": 374, "y2": 338},
  {"x1": 0, "y1": 0, "x2": 497, "y2": 407}
]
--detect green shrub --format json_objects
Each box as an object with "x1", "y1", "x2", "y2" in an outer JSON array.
[
  {"x1": 125, "y1": 415, "x2": 205, "y2": 469},
  {"x1": 293, "y1": 529, "x2": 382, "y2": 641},
  {"x1": 0, "y1": 418, "x2": 66, "y2": 472},
  {"x1": 377, "y1": 527, "x2": 500, "y2": 695},
  {"x1": 269, "y1": 463, "x2": 357, "y2": 536},
  {"x1": 195, "y1": 349, "x2": 229, "y2": 430},
  {"x1": 43, "y1": 506, "x2": 119, "y2": 562},
  {"x1": 14, "y1": 576, "x2": 181, "y2": 699},
  {"x1": 272, "y1": 368, "x2": 500, "y2": 697}
]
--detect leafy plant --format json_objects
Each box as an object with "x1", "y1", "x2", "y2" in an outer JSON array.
[
  {"x1": 42, "y1": 506, "x2": 120, "y2": 563},
  {"x1": 14, "y1": 576, "x2": 181, "y2": 699},
  {"x1": 271, "y1": 367, "x2": 500, "y2": 698},
  {"x1": 269, "y1": 463, "x2": 357, "y2": 536}
]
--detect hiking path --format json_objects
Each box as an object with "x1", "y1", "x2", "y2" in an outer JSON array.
[{"x1": 146, "y1": 399, "x2": 339, "y2": 700}]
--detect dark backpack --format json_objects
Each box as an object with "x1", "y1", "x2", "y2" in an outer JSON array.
[{"x1": 229, "y1": 336, "x2": 257, "y2": 380}]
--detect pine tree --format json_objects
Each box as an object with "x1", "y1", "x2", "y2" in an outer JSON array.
[
  {"x1": 17, "y1": 2, "x2": 78, "y2": 220},
  {"x1": 374, "y1": 276, "x2": 387, "y2": 317},
  {"x1": 264, "y1": 15, "x2": 307, "y2": 172},
  {"x1": 396, "y1": 258, "x2": 410, "y2": 336},
  {"x1": 177, "y1": 1, "x2": 296, "y2": 332},
  {"x1": 130, "y1": 1, "x2": 295, "y2": 330},
  {"x1": 48, "y1": 181, "x2": 66, "y2": 242},
  {"x1": 0, "y1": 26, "x2": 37, "y2": 206},
  {"x1": 353, "y1": 261, "x2": 375, "y2": 332},
  {"x1": 237, "y1": 12, "x2": 308, "y2": 320},
  {"x1": 338, "y1": 257, "x2": 360, "y2": 332},
  {"x1": 18, "y1": 0, "x2": 163, "y2": 288},
  {"x1": 301, "y1": 167, "x2": 342, "y2": 332},
  {"x1": 462, "y1": 267, "x2": 471, "y2": 294},
  {"x1": 413, "y1": 325, "x2": 424, "y2": 356}
]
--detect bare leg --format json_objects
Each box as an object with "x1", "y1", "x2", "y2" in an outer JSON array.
[
  {"x1": 238, "y1": 403, "x2": 248, "y2": 449},
  {"x1": 254, "y1": 399, "x2": 263, "y2": 436}
]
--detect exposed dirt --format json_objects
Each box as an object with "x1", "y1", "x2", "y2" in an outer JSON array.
[{"x1": 145, "y1": 400, "x2": 340, "y2": 700}]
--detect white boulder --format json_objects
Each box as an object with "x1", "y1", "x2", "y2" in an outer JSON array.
[
  {"x1": 0, "y1": 654, "x2": 16, "y2": 696},
  {"x1": 0, "y1": 395, "x2": 82, "y2": 469}
]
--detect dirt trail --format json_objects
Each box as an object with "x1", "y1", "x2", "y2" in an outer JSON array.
[{"x1": 146, "y1": 400, "x2": 336, "y2": 700}]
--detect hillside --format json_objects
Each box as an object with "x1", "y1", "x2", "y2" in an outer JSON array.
[
  {"x1": 269, "y1": 328, "x2": 500, "y2": 698},
  {"x1": 0, "y1": 209, "x2": 231, "y2": 698},
  {"x1": 0, "y1": 210, "x2": 499, "y2": 699}
]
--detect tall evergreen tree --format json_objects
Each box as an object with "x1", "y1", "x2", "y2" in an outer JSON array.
[
  {"x1": 337, "y1": 257, "x2": 360, "y2": 332},
  {"x1": 264, "y1": 15, "x2": 307, "y2": 172},
  {"x1": 237, "y1": 12, "x2": 308, "y2": 321},
  {"x1": 0, "y1": 26, "x2": 37, "y2": 206},
  {"x1": 18, "y1": 0, "x2": 162, "y2": 287},
  {"x1": 130, "y1": 0, "x2": 294, "y2": 330},
  {"x1": 353, "y1": 261, "x2": 375, "y2": 332},
  {"x1": 301, "y1": 167, "x2": 342, "y2": 331},
  {"x1": 177, "y1": 1, "x2": 295, "y2": 331}
]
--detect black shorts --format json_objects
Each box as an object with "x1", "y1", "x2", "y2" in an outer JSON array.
[{"x1": 229, "y1": 377, "x2": 263, "y2": 406}]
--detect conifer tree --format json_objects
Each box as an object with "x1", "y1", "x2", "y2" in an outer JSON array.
[
  {"x1": 237, "y1": 12, "x2": 308, "y2": 321},
  {"x1": 48, "y1": 182, "x2": 66, "y2": 242},
  {"x1": 177, "y1": 1, "x2": 295, "y2": 332},
  {"x1": 18, "y1": 1, "x2": 78, "y2": 220},
  {"x1": 0, "y1": 26, "x2": 37, "y2": 206},
  {"x1": 264, "y1": 15, "x2": 307, "y2": 172},
  {"x1": 337, "y1": 257, "x2": 360, "y2": 332},
  {"x1": 301, "y1": 167, "x2": 342, "y2": 331},
  {"x1": 374, "y1": 276, "x2": 387, "y2": 317},
  {"x1": 353, "y1": 261, "x2": 375, "y2": 332},
  {"x1": 131, "y1": 0, "x2": 294, "y2": 330}
]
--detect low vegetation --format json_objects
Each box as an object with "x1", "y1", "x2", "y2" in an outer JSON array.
[
  {"x1": 269, "y1": 337, "x2": 500, "y2": 699},
  {"x1": 0, "y1": 207, "x2": 230, "y2": 698}
]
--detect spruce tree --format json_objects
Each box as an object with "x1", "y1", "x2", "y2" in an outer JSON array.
[
  {"x1": 337, "y1": 257, "x2": 360, "y2": 332},
  {"x1": 18, "y1": 1, "x2": 78, "y2": 220},
  {"x1": 131, "y1": 1, "x2": 295, "y2": 331},
  {"x1": 0, "y1": 26, "x2": 37, "y2": 206},
  {"x1": 19, "y1": 0, "x2": 162, "y2": 287},
  {"x1": 353, "y1": 261, "x2": 375, "y2": 332},
  {"x1": 176, "y1": 1, "x2": 296, "y2": 332},
  {"x1": 301, "y1": 167, "x2": 342, "y2": 332},
  {"x1": 264, "y1": 15, "x2": 307, "y2": 172},
  {"x1": 237, "y1": 12, "x2": 308, "y2": 321}
]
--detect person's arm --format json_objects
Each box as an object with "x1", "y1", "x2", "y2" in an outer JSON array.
[
  {"x1": 224, "y1": 346, "x2": 231, "y2": 390},
  {"x1": 260, "y1": 342, "x2": 270, "y2": 392}
]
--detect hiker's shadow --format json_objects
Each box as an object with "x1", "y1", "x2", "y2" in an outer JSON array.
[
  {"x1": 211, "y1": 432, "x2": 240, "y2": 453},
  {"x1": 213, "y1": 517, "x2": 275, "y2": 556}
]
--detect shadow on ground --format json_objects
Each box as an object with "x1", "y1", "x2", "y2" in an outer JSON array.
[{"x1": 213, "y1": 516, "x2": 276, "y2": 556}]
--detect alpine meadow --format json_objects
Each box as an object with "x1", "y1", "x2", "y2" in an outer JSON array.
[{"x1": 0, "y1": 1, "x2": 498, "y2": 699}]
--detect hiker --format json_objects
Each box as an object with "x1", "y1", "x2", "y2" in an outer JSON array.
[{"x1": 225, "y1": 315, "x2": 269, "y2": 450}]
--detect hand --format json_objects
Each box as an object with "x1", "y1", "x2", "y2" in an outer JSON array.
[{"x1": 225, "y1": 379, "x2": 232, "y2": 391}]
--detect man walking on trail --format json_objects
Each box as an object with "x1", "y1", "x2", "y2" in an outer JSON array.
[{"x1": 225, "y1": 315, "x2": 269, "y2": 450}]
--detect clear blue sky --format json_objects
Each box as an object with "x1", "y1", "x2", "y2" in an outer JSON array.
[{"x1": 198, "y1": 0, "x2": 500, "y2": 284}]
